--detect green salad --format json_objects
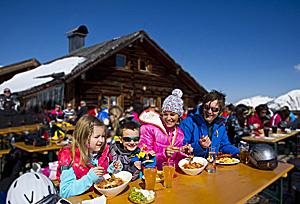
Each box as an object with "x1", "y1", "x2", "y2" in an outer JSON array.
[{"x1": 129, "y1": 187, "x2": 155, "y2": 202}]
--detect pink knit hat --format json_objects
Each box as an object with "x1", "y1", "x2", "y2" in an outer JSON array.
[{"x1": 162, "y1": 89, "x2": 183, "y2": 116}]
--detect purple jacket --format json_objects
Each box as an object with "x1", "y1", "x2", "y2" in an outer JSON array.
[{"x1": 138, "y1": 110, "x2": 186, "y2": 170}]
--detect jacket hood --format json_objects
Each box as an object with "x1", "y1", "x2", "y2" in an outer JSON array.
[{"x1": 139, "y1": 109, "x2": 169, "y2": 136}]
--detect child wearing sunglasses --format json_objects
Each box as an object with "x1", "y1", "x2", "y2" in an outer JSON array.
[{"x1": 109, "y1": 120, "x2": 156, "y2": 180}]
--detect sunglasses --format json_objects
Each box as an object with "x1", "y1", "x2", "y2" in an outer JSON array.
[
  {"x1": 204, "y1": 105, "x2": 219, "y2": 112},
  {"x1": 4, "y1": 90, "x2": 10, "y2": 93},
  {"x1": 122, "y1": 136, "x2": 140, "y2": 142}
]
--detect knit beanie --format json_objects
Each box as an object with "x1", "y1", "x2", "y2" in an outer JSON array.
[{"x1": 162, "y1": 89, "x2": 183, "y2": 116}]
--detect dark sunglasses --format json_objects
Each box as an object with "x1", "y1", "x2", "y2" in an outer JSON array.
[
  {"x1": 4, "y1": 90, "x2": 10, "y2": 93},
  {"x1": 204, "y1": 105, "x2": 219, "y2": 112},
  {"x1": 122, "y1": 136, "x2": 140, "y2": 142}
]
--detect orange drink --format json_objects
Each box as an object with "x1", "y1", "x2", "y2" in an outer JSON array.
[
  {"x1": 162, "y1": 162, "x2": 175, "y2": 188},
  {"x1": 143, "y1": 167, "x2": 157, "y2": 190}
]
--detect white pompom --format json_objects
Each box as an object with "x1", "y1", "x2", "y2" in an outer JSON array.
[{"x1": 172, "y1": 89, "x2": 183, "y2": 98}]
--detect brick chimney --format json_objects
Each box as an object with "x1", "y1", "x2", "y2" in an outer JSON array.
[{"x1": 66, "y1": 25, "x2": 88, "y2": 53}]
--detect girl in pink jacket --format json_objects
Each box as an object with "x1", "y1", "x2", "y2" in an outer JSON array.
[{"x1": 138, "y1": 89, "x2": 192, "y2": 170}]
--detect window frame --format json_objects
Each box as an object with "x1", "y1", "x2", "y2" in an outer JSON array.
[{"x1": 116, "y1": 54, "x2": 126, "y2": 68}]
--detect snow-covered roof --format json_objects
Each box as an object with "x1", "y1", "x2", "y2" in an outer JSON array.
[{"x1": 0, "y1": 57, "x2": 85, "y2": 93}]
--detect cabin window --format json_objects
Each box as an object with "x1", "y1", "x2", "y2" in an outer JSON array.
[
  {"x1": 116, "y1": 55, "x2": 126, "y2": 68},
  {"x1": 140, "y1": 60, "x2": 146, "y2": 71},
  {"x1": 149, "y1": 98, "x2": 154, "y2": 105},
  {"x1": 142, "y1": 97, "x2": 155, "y2": 108},
  {"x1": 143, "y1": 98, "x2": 148, "y2": 107},
  {"x1": 110, "y1": 96, "x2": 117, "y2": 106},
  {"x1": 138, "y1": 59, "x2": 149, "y2": 71},
  {"x1": 101, "y1": 95, "x2": 118, "y2": 108}
]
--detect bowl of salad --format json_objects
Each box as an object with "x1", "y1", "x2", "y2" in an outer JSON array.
[{"x1": 128, "y1": 187, "x2": 156, "y2": 203}]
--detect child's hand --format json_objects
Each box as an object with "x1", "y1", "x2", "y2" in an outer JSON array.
[
  {"x1": 165, "y1": 146, "x2": 179, "y2": 157},
  {"x1": 181, "y1": 143, "x2": 193, "y2": 155},
  {"x1": 134, "y1": 161, "x2": 141, "y2": 170},
  {"x1": 92, "y1": 166, "x2": 105, "y2": 177},
  {"x1": 145, "y1": 150, "x2": 156, "y2": 160},
  {"x1": 113, "y1": 160, "x2": 122, "y2": 171}
]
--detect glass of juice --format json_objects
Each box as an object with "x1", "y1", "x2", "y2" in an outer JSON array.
[
  {"x1": 143, "y1": 166, "x2": 157, "y2": 190},
  {"x1": 239, "y1": 141, "x2": 249, "y2": 164},
  {"x1": 162, "y1": 161, "x2": 175, "y2": 188}
]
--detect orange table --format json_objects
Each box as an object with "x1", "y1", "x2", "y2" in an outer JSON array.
[
  {"x1": 11, "y1": 142, "x2": 64, "y2": 162},
  {"x1": 67, "y1": 162, "x2": 293, "y2": 204},
  {"x1": 242, "y1": 130, "x2": 299, "y2": 154}
]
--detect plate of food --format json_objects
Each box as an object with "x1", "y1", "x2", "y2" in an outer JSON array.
[
  {"x1": 128, "y1": 187, "x2": 156, "y2": 204},
  {"x1": 142, "y1": 170, "x2": 164, "y2": 182},
  {"x1": 216, "y1": 152, "x2": 239, "y2": 165},
  {"x1": 216, "y1": 157, "x2": 240, "y2": 165}
]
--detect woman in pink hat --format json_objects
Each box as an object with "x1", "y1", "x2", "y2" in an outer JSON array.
[{"x1": 138, "y1": 89, "x2": 193, "y2": 169}]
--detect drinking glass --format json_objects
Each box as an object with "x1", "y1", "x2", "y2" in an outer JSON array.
[
  {"x1": 143, "y1": 166, "x2": 157, "y2": 190},
  {"x1": 272, "y1": 126, "x2": 278, "y2": 134},
  {"x1": 162, "y1": 161, "x2": 175, "y2": 188},
  {"x1": 263, "y1": 127, "x2": 270, "y2": 136},
  {"x1": 207, "y1": 147, "x2": 216, "y2": 173},
  {"x1": 239, "y1": 142, "x2": 249, "y2": 164}
]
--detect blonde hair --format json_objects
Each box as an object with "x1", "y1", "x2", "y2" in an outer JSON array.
[
  {"x1": 108, "y1": 105, "x2": 123, "y2": 137},
  {"x1": 71, "y1": 114, "x2": 107, "y2": 167}
]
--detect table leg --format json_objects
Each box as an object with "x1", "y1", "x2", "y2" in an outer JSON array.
[
  {"x1": 278, "y1": 177, "x2": 283, "y2": 204},
  {"x1": 274, "y1": 143, "x2": 278, "y2": 154}
]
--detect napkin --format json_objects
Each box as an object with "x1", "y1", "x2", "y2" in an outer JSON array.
[{"x1": 82, "y1": 195, "x2": 106, "y2": 204}]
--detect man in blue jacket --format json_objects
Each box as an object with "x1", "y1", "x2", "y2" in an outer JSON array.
[{"x1": 179, "y1": 90, "x2": 239, "y2": 157}]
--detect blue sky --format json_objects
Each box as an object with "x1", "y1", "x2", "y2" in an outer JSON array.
[{"x1": 0, "y1": 0, "x2": 299, "y2": 103}]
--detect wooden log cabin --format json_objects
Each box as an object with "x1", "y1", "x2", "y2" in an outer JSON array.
[{"x1": 1, "y1": 26, "x2": 207, "y2": 112}]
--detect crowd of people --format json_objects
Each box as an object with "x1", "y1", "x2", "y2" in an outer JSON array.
[{"x1": 0, "y1": 86, "x2": 299, "y2": 203}]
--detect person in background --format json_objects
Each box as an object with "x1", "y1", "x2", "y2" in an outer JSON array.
[
  {"x1": 109, "y1": 121, "x2": 156, "y2": 180},
  {"x1": 97, "y1": 104, "x2": 109, "y2": 125},
  {"x1": 63, "y1": 103, "x2": 75, "y2": 119},
  {"x1": 269, "y1": 108, "x2": 290, "y2": 128},
  {"x1": 0, "y1": 101, "x2": 18, "y2": 127},
  {"x1": 179, "y1": 90, "x2": 239, "y2": 157},
  {"x1": 0, "y1": 88, "x2": 20, "y2": 111},
  {"x1": 181, "y1": 106, "x2": 188, "y2": 120},
  {"x1": 107, "y1": 105, "x2": 123, "y2": 143},
  {"x1": 248, "y1": 104, "x2": 270, "y2": 132},
  {"x1": 73, "y1": 100, "x2": 88, "y2": 123},
  {"x1": 139, "y1": 89, "x2": 192, "y2": 170},
  {"x1": 51, "y1": 104, "x2": 63, "y2": 117},
  {"x1": 220, "y1": 103, "x2": 235, "y2": 118},
  {"x1": 226, "y1": 104, "x2": 258, "y2": 145},
  {"x1": 280, "y1": 106, "x2": 295, "y2": 121},
  {"x1": 57, "y1": 115, "x2": 121, "y2": 199},
  {"x1": 124, "y1": 106, "x2": 134, "y2": 115},
  {"x1": 88, "y1": 105, "x2": 102, "y2": 117},
  {"x1": 132, "y1": 103, "x2": 143, "y2": 123}
]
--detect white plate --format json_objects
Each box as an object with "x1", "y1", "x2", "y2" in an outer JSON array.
[
  {"x1": 216, "y1": 158, "x2": 240, "y2": 165},
  {"x1": 270, "y1": 134, "x2": 286, "y2": 137}
]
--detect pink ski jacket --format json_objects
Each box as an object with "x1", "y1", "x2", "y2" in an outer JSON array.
[{"x1": 138, "y1": 110, "x2": 186, "y2": 170}]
